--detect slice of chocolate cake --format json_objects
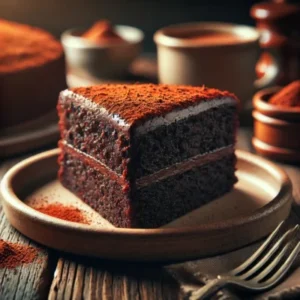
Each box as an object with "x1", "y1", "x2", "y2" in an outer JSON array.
[{"x1": 57, "y1": 84, "x2": 239, "y2": 228}]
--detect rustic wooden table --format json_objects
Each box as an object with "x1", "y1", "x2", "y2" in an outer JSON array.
[{"x1": 1, "y1": 127, "x2": 300, "y2": 300}]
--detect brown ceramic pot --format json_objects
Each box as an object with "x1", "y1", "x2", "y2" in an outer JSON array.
[{"x1": 252, "y1": 86, "x2": 300, "y2": 162}]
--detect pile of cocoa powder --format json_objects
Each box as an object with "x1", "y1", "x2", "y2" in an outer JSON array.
[
  {"x1": 269, "y1": 80, "x2": 300, "y2": 107},
  {"x1": 0, "y1": 239, "x2": 38, "y2": 269},
  {"x1": 33, "y1": 203, "x2": 89, "y2": 224}
]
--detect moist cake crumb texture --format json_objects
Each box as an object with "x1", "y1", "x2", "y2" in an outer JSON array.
[{"x1": 58, "y1": 83, "x2": 239, "y2": 228}]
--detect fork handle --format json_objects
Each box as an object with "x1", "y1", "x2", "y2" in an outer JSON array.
[{"x1": 189, "y1": 277, "x2": 230, "y2": 300}]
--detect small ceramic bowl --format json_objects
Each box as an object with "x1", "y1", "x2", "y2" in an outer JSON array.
[
  {"x1": 61, "y1": 25, "x2": 144, "y2": 80},
  {"x1": 252, "y1": 86, "x2": 300, "y2": 162}
]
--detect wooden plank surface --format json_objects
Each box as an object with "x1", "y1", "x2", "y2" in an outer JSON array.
[
  {"x1": 0, "y1": 159, "x2": 58, "y2": 300},
  {"x1": 49, "y1": 257, "x2": 179, "y2": 300}
]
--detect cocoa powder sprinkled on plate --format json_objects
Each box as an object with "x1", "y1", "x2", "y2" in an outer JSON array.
[{"x1": 34, "y1": 203, "x2": 89, "y2": 224}]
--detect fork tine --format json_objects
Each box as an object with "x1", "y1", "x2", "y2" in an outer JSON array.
[
  {"x1": 230, "y1": 221, "x2": 287, "y2": 276},
  {"x1": 262, "y1": 241, "x2": 300, "y2": 288},
  {"x1": 236, "y1": 225, "x2": 299, "y2": 280},
  {"x1": 251, "y1": 239, "x2": 294, "y2": 283}
]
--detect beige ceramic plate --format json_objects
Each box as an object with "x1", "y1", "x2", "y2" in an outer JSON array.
[
  {"x1": 0, "y1": 111, "x2": 59, "y2": 157},
  {"x1": 0, "y1": 149, "x2": 292, "y2": 261}
]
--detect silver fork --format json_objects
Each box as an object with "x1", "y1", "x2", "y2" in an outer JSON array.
[{"x1": 189, "y1": 222, "x2": 300, "y2": 300}]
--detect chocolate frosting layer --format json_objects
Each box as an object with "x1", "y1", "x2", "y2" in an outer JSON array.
[
  {"x1": 68, "y1": 84, "x2": 238, "y2": 127},
  {"x1": 60, "y1": 141, "x2": 127, "y2": 186},
  {"x1": 136, "y1": 146, "x2": 234, "y2": 188},
  {"x1": 61, "y1": 141, "x2": 234, "y2": 189}
]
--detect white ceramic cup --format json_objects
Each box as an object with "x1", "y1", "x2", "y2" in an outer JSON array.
[
  {"x1": 154, "y1": 22, "x2": 280, "y2": 106},
  {"x1": 62, "y1": 25, "x2": 144, "y2": 80}
]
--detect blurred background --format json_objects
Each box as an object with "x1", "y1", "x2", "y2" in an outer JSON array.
[{"x1": 0, "y1": 0, "x2": 259, "y2": 52}]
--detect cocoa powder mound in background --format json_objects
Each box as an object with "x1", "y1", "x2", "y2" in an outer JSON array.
[
  {"x1": 269, "y1": 80, "x2": 300, "y2": 107},
  {"x1": 82, "y1": 20, "x2": 124, "y2": 43},
  {"x1": 0, "y1": 239, "x2": 38, "y2": 269}
]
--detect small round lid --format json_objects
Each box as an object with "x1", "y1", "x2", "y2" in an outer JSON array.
[{"x1": 251, "y1": 0, "x2": 300, "y2": 21}]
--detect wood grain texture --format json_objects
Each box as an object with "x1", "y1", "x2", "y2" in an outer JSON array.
[
  {"x1": 0, "y1": 159, "x2": 57, "y2": 300},
  {"x1": 48, "y1": 256, "x2": 179, "y2": 300}
]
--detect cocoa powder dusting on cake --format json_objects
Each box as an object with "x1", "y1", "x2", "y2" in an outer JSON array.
[
  {"x1": 269, "y1": 80, "x2": 300, "y2": 107},
  {"x1": 69, "y1": 84, "x2": 238, "y2": 125},
  {"x1": 0, "y1": 240, "x2": 38, "y2": 269},
  {"x1": 0, "y1": 19, "x2": 63, "y2": 73},
  {"x1": 34, "y1": 203, "x2": 89, "y2": 224}
]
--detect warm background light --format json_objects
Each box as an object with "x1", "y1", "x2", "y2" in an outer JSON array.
[{"x1": 0, "y1": 0, "x2": 257, "y2": 51}]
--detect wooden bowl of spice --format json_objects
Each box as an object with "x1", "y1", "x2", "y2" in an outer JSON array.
[
  {"x1": 61, "y1": 20, "x2": 144, "y2": 80},
  {"x1": 252, "y1": 80, "x2": 300, "y2": 162}
]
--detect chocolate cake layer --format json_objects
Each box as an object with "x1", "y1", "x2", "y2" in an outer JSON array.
[
  {"x1": 136, "y1": 145, "x2": 234, "y2": 188},
  {"x1": 59, "y1": 143, "x2": 237, "y2": 228},
  {"x1": 58, "y1": 94, "x2": 131, "y2": 177},
  {"x1": 133, "y1": 104, "x2": 236, "y2": 178},
  {"x1": 59, "y1": 90, "x2": 237, "y2": 178},
  {"x1": 58, "y1": 144, "x2": 131, "y2": 228},
  {"x1": 135, "y1": 154, "x2": 237, "y2": 228}
]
